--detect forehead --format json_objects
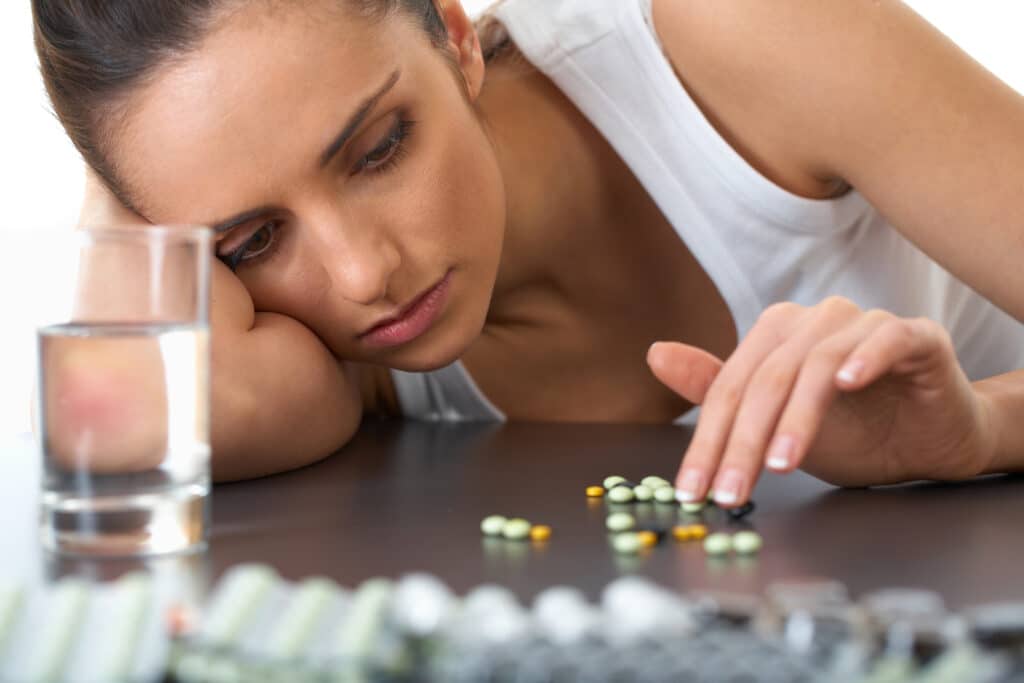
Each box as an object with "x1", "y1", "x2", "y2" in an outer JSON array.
[{"x1": 115, "y1": 0, "x2": 424, "y2": 221}]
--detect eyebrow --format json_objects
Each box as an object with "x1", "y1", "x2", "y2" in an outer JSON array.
[
  {"x1": 319, "y1": 68, "x2": 402, "y2": 168},
  {"x1": 208, "y1": 69, "x2": 402, "y2": 235}
]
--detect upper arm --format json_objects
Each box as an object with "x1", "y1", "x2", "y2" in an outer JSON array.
[{"x1": 653, "y1": 0, "x2": 1024, "y2": 321}]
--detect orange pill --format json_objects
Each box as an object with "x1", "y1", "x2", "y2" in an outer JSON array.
[
  {"x1": 165, "y1": 603, "x2": 198, "y2": 637},
  {"x1": 637, "y1": 531, "x2": 658, "y2": 548},
  {"x1": 530, "y1": 525, "x2": 552, "y2": 542},
  {"x1": 672, "y1": 524, "x2": 709, "y2": 542},
  {"x1": 586, "y1": 486, "x2": 605, "y2": 498}
]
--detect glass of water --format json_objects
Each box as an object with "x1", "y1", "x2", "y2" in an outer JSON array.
[{"x1": 36, "y1": 226, "x2": 212, "y2": 556}]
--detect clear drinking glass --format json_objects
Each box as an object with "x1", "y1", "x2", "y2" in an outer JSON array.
[{"x1": 36, "y1": 226, "x2": 212, "y2": 556}]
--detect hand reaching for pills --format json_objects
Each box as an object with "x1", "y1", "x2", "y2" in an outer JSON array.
[{"x1": 646, "y1": 297, "x2": 995, "y2": 507}]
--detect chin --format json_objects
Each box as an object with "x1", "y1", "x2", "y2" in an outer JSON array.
[{"x1": 380, "y1": 309, "x2": 484, "y2": 373}]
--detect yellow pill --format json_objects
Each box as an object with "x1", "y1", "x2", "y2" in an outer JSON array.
[
  {"x1": 586, "y1": 486, "x2": 605, "y2": 498},
  {"x1": 637, "y1": 531, "x2": 658, "y2": 548},
  {"x1": 530, "y1": 525, "x2": 552, "y2": 542},
  {"x1": 672, "y1": 524, "x2": 708, "y2": 542}
]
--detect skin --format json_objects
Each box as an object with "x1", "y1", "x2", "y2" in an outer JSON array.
[{"x1": 70, "y1": 0, "x2": 1024, "y2": 493}]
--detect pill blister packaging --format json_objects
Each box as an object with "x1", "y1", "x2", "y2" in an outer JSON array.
[{"x1": 1, "y1": 567, "x2": 1022, "y2": 682}]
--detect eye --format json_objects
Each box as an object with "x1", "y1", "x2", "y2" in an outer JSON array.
[
  {"x1": 219, "y1": 220, "x2": 281, "y2": 270},
  {"x1": 355, "y1": 119, "x2": 415, "y2": 174}
]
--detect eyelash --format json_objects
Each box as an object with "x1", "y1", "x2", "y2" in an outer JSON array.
[
  {"x1": 354, "y1": 118, "x2": 416, "y2": 175},
  {"x1": 219, "y1": 117, "x2": 417, "y2": 270}
]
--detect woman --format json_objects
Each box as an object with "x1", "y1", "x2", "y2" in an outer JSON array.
[{"x1": 33, "y1": 0, "x2": 1024, "y2": 505}]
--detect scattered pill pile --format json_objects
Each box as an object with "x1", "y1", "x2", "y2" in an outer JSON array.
[
  {"x1": 587, "y1": 475, "x2": 762, "y2": 557},
  {"x1": 479, "y1": 475, "x2": 762, "y2": 559},
  {"x1": 480, "y1": 515, "x2": 552, "y2": 543}
]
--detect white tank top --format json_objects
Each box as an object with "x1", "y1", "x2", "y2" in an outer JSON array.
[{"x1": 389, "y1": 0, "x2": 1024, "y2": 422}]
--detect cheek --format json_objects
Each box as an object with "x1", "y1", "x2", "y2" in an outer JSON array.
[
  {"x1": 401, "y1": 113, "x2": 506, "y2": 264},
  {"x1": 238, "y1": 249, "x2": 330, "y2": 323}
]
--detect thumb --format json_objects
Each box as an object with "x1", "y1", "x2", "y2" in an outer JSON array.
[{"x1": 646, "y1": 341, "x2": 723, "y2": 405}]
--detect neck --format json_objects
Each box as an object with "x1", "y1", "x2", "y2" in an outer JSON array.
[{"x1": 476, "y1": 56, "x2": 619, "y2": 326}]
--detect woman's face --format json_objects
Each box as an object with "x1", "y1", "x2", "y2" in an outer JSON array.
[{"x1": 114, "y1": 0, "x2": 506, "y2": 371}]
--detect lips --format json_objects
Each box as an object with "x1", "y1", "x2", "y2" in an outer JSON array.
[{"x1": 358, "y1": 270, "x2": 452, "y2": 348}]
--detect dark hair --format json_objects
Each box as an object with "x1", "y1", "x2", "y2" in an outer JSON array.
[{"x1": 32, "y1": 0, "x2": 450, "y2": 208}]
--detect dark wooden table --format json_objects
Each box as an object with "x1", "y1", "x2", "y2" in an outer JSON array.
[{"x1": 2, "y1": 421, "x2": 1022, "y2": 609}]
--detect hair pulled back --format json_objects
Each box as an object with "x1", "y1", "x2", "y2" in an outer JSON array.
[{"x1": 32, "y1": 0, "x2": 449, "y2": 204}]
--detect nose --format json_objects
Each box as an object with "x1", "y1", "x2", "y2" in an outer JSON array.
[{"x1": 316, "y1": 216, "x2": 402, "y2": 306}]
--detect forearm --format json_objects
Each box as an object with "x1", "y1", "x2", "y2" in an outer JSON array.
[
  {"x1": 974, "y1": 370, "x2": 1024, "y2": 475},
  {"x1": 211, "y1": 311, "x2": 363, "y2": 482}
]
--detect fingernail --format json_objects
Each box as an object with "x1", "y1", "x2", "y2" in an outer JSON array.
[
  {"x1": 766, "y1": 434, "x2": 796, "y2": 471},
  {"x1": 714, "y1": 470, "x2": 745, "y2": 506},
  {"x1": 647, "y1": 342, "x2": 667, "y2": 367},
  {"x1": 837, "y1": 359, "x2": 865, "y2": 384},
  {"x1": 675, "y1": 469, "x2": 704, "y2": 502}
]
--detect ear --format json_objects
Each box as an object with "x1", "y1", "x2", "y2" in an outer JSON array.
[{"x1": 436, "y1": 0, "x2": 485, "y2": 100}]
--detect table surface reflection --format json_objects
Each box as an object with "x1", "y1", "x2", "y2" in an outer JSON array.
[{"x1": 2, "y1": 421, "x2": 1022, "y2": 609}]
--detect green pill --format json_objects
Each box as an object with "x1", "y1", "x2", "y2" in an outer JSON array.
[
  {"x1": 606, "y1": 512, "x2": 636, "y2": 533},
  {"x1": 502, "y1": 518, "x2": 532, "y2": 540},
  {"x1": 681, "y1": 501, "x2": 706, "y2": 514},
  {"x1": 607, "y1": 486, "x2": 635, "y2": 503},
  {"x1": 633, "y1": 485, "x2": 653, "y2": 502},
  {"x1": 653, "y1": 487, "x2": 677, "y2": 503},
  {"x1": 480, "y1": 515, "x2": 508, "y2": 536},
  {"x1": 641, "y1": 476, "x2": 671, "y2": 490},
  {"x1": 612, "y1": 532, "x2": 642, "y2": 555},
  {"x1": 703, "y1": 533, "x2": 733, "y2": 556},
  {"x1": 603, "y1": 475, "x2": 627, "y2": 489},
  {"x1": 732, "y1": 531, "x2": 763, "y2": 555}
]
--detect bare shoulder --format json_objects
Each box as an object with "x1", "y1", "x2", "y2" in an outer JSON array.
[{"x1": 650, "y1": 0, "x2": 1024, "y2": 320}]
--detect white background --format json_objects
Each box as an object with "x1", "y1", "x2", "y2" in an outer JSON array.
[{"x1": 2, "y1": 1, "x2": 1023, "y2": 439}]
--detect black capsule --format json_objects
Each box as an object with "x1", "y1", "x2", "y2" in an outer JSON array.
[{"x1": 726, "y1": 501, "x2": 756, "y2": 521}]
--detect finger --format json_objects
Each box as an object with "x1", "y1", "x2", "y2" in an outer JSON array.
[
  {"x1": 710, "y1": 297, "x2": 867, "y2": 504},
  {"x1": 672, "y1": 302, "x2": 806, "y2": 502},
  {"x1": 835, "y1": 317, "x2": 951, "y2": 390},
  {"x1": 646, "y1": 341, "x2": 723, "y2": 405},
  {"x1": 766, "y1": 311, "x2": 897, "y2": 473}
]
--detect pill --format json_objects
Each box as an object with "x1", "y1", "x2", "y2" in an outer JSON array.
[
  {"x1": 703, "y1": 533, "x2": 733, "y2": 555},
  {"x1": 481, "y1": 515, "x2": 508, "y2": 536},
  {"x1": 637, "y1": 531, "x2": 659, "y2": 548},
  {"x1": 681, "y1": 501, "x2": 705, "y2": 514},
  {"x1": 165, "y1": 603, "x2": 197, "y2": 638},
  {"x1": 633, "y1": 485, "x2": 653, "y2": 502},
  {"x1": 586, "y1": 486, "x2": 605, "y2": 498},
  {"x1": 671, "y1": 524, "x2": 708, "y2": 542},
  {"x1": 732, "y1": 531, "x2": 763, "y2": 554},
  {"x1": 606, "y1": 513, "x2": 636, "y2": 533},
  {"x1": 657, "y1": 488, "x2": 679, "y2": 504},
  {"x1": 607, "y1": 486, "x2": 635, "y2": 503},
  {"x1": 502, "y1": 518, "x2": 532, "y2": 540},
  {"x1": 641, "y1": 476, "x2": 671, "y2": 489},
  {"x1": 530, "y1": 525, "x2": 553, "y2": 542},
  {"x1": 603, "y1": 476, "x2": 627, "y2": 489},
  {"x1": 612, "y1": 533, "x2": 642, "y2": 555},
  {"x1": 653, "y1": 487, "x2": 676, "y2": 503},
  {"x1": 726, "y1": 501, "x2": 757, "y2": 520}
]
